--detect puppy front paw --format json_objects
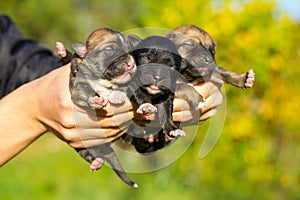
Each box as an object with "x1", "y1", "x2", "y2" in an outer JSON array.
[
  {"x1": 244, "y1": 69, "x2": 255, "y2": 89},
  {"x1": 88, "y1": 96, "x2": 108, "y2": 109},
  {"x1": 109, "y1": 91, "x2": 127, "y2": 104},
  {"x1": 137, "y1": 103, "x2": 157, "y2": 116}
]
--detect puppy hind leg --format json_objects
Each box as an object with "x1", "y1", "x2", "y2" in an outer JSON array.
[
  {"x1": 79, "y1": 145, "x2": 138, "y2": 188},
  {"x1": 96, "y1": 144, "x2": 138, "y2": 188},
  {"x1": 75, "y1": 148, "x2": 104, "y2": 172},
  {"x1": 90, "y1": 158, "x2": 104, "y2": 172}
]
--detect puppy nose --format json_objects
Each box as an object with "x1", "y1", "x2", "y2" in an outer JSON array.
[
  {"x1": 153, "y1": 75, "x2": 160, "y2": 81},
  {"x1": 127, "y1": 61, "x2": 135, "y2": 70}
]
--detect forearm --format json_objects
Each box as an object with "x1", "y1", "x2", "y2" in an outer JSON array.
[{"x1": 0, "y1": 83, "x2": 47, "y2": 166}]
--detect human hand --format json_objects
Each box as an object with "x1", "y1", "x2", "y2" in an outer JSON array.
[
  {"x1": 0, "y1": 64, "x2": 135, "y2": 165},
  {"x1": 172, "y1": 81, "x2": 223, "y2": 125},
  {"x1": 33, "y1": 64, "x2": 135, "y2": 148},
  {"x1": 38, "y1": 66, "x2": 222, "y2": 147},
  {"x1": 36, "y1": 64, "x2": 223, "y2": 147}
]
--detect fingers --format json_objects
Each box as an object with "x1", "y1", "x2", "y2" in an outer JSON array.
[
  {"x1": 173, "y1": 109, "x2": 195, "y2": 122},
  {"x1": 173, "y1": 98, "x2": 190, "y2": 112},
  {"x1": 73, "y1": 107, "x2": 134, "y2": 128},
  {"x1": 199, "y1": 108, "x2": 217, "y2": 122},
  {"x1": 199, "y1": 87, "x2": 223, "y2": 114},
  {"x1": 173, "y1": 82, "x2": 223, "y2": 122},
  {"x1": 193, "y1": 81, "x2": 222, "y2": 99},
  {"x1": 63, "y1": 126, "x2": 127, "y2": 148}
]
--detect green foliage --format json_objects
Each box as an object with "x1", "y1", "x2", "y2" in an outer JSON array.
[{"x1": 1, "y1": 0, "x2": 300, "y2": 199}]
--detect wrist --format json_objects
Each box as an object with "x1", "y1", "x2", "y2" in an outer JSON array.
[{"x1": 0, "y1": 82, "x2": 47, "y2": 165}]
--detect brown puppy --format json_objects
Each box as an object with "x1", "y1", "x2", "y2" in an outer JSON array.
[
  {"x1": 166, "y1": 25, "x2": 255, "y2": 89},
  {"x1": 59, "y1": 28, "x2": 138, "y2": 187},
  {"x1": 69, "y1": 29, "x2": 136, "y2": 111}
]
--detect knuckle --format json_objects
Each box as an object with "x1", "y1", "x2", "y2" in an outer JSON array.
[{"x1": 59, "y1": 114, "x2": 76, "y2": 129}]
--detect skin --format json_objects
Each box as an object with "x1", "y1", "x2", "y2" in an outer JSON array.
[{"x1": 0, "y1": 63, "x2": 222, "y2": 166}]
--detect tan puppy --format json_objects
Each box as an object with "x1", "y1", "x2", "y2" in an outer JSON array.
[{"x1": 167, "y1": 25, "x2": 255, "y2": 88}]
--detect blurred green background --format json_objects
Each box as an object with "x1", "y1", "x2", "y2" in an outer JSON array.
[{"x1": 1, "y1": 0, "x2": 299, "y2": 199}]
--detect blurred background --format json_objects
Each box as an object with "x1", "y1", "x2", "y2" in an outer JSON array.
[{"x1": 0, "y1": 0, "x2": 299, "y2": 199}]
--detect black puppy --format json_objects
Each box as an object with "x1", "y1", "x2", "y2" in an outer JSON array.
[
  {"x1": 57, "y1": 28, "x2": 138, "y2": 188},
  {"x1": 124, "y1": 35, "x2": 200, "y2": 153}
]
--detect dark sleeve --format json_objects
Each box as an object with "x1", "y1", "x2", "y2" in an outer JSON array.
[{"x1": 0, "y1": 15, "x2": 63, "y2": 98}]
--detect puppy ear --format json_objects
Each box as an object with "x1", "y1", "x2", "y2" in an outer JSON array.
[
  {"x1": 127, "y1": 34, "x2": 142, "y2": 49},
  {"x1": 72, "y1": 42, "x2": 87, "y2": 58},
  {"x1": 180, "y1": 57, "x2": 189, "y2": 71},
  {"x1": 165, "y1": 32, "x2": 178, "y2": 42}
]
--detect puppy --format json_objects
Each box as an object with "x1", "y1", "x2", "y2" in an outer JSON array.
[
  {"x1": 57, "y1": 28, "x2": 138, "y2": 187},
  {"x1": 123, "y1": 35, "x2": 202, "y2": 153},
  {"x1": 134, "y1": 25, "x2": 255, "y2": 153},
  {"x1": 166, "y1": 25, "x2": 255, "y2": 88}
]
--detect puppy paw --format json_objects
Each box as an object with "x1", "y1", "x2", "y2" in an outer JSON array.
[
  {"x1": 137, "y1": 103, "x2": 157, "y2": 116},
  {"x1": 148, "y1": 134, "x2": 156, "y2": 143},
  {"x1": 88, "y1": 96, "x2": 107, "y2": 109},
  {"x1": 109, "y1": 91, "x2": 127, "y2": 104},
  {"x1": 244, "y1": 69, "x2": 255, "y2": 89},
  {"x1": 163, "y1": 133, "x2": 176, "y2": 143},
  {"x1": 56, "y1": 42, "x2": 67, "y2": 58},
  {"x1": 90, "y1": 158, "x2": 104, "y2": 172},
  {"x1": 169, "y1": 129, "x2": 186, "y2": 137}
]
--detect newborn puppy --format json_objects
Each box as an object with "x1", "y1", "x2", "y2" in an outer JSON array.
[
  {"x1": 58, "y1": 28, "x2": 138, "y2": 188},
  {"x1": 166, "y1": 25, "x2": 255, "y2": 88},
  {"x1": 70, "y1": 30, "x2": 136, "y2": 111},
  {"x1": 136, "y1": 25, "x2": 255, "y2": 153},
  {"x1": 124, "y1": 35, "x2": 200, "y2": 153}
]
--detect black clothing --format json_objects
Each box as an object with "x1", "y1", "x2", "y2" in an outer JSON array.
[{"x1": 0, "y1": 15, "x2": 62, "y2": 98}]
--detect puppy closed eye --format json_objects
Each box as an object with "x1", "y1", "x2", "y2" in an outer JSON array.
[
  {"x1": 165, "y1": 58, "x2": 177, "y2": 68},
  {"x1": 102, "y1": 46, "x2": 118, "y2": 57},
  {"x1": 104, "y1": 46, "x2": 114, "y2": 52},
  {"x1": 179, "y1": 39, "x2": 195, "y2": 49},
  {"x1": 138, "y1": 56, "x2": 148, "y2": 64},
  {"x1": 139, "y1": 54, "x2": 153, "y2": 64},
  {"x1": 204, "y1": 57, "x2": 212, "y2": 64}
]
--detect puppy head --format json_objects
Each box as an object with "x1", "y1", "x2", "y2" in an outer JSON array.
[
  {"x1": 166, "y1": 25, "x2": 218, "y2": 78},
  {"x1": 131, "y1": 36, "x2": 182, "y2": 72},
  {"x1": 137, "y1": 63, "x2": 176, "y2": 95},
  {"x1": 167, "y1": 25, "x2": 217, "y2": 58},
  {"x1": 180, "y1": 42, "x2": 216, "y2": 79},
  {"x1": 72, "y1": 28, "x2": 136, "y2": 85}
]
